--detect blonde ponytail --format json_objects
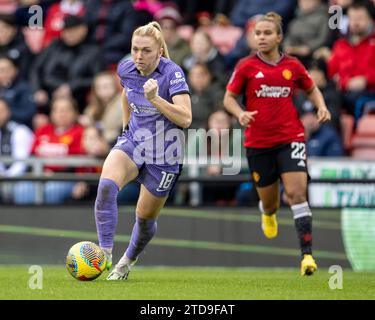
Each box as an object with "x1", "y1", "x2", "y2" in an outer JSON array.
[{"x1": 133, "y1": 21, "x2": 170, "y2": 59}]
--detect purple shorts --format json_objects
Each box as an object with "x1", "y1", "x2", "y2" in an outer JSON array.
[{"x1": 113, "y1": 133, "x2": 182, "y2": 197}]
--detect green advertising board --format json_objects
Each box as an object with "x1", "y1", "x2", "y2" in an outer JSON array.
[
  {"x1": 342, "y1": 208, "x2": 375, "y2": 271},
  {"x1": 308, "y1": 159, "x2": 375, "y2": 207}
]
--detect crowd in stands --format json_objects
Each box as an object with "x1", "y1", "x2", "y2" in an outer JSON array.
[{"x1": 0, "y1": 0, "x2": 374, "y2": 206}]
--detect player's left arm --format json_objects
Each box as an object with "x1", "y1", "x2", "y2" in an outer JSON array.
[
  {"x1": 306, "y1": 86, "x2": 331, "y2": 123},
  {"x1": 296, "y1": 60, "x2": 331, "y2": 124},
  {"x1": 143, "y1": 79, "x2": 192, "y2": 128}
]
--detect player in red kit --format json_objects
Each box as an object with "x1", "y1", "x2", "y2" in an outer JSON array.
[{"x1": 223, "y1": 12, "x2": 331, "y2": 276}]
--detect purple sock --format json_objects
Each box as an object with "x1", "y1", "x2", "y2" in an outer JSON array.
[
  {"x1": 125, "y1": 216, "x2": 157, "y2": 260},
  {"x1": 95, "y1": 178, "x2": 119, "y2": 249}
]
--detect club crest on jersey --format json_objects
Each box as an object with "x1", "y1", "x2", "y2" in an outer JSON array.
[
  {"x1": 60, "y1": 135, "x2": 73, "y2": 145},
  {"x1": 282, "y1": 69, "x2": 293, "y2": 80},
  {"x1": 252, "y1": 171, "x2": 260, "y2": 182},
  {"x1": 130, "y1": 102, "x2": 140, "y2": 113}
]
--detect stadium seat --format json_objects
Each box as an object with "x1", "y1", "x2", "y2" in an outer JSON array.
[
  {"x1": 340, "y1": 113, "x2": 354, "y2": 151},
  {"x1": 351, "y1": 136, "x2": 375, "y2": 148},
  {"x1": 362, "y1": 100, "x2": 375, "y2": 116},
  {"x1": 0, "y1": 0, "x2": 17, "y2": 14},
  {"x1": 350, "y1": 115, "x2": 375, "y2": 158},
  {"x1": 176, "y1": 24, "x2": 242, "y2": 54},
  {"x1": 201, "y1": 25, "x2": 243, "y2": 54},
  {"x1": 354, "y1": 95, "x2": 375, "y2": 123},
  {"x1": 355, "y1": 115, "x2": 375, "y2": 135},
  {"x1": 351, "y1": 148, "x2": 375, "y2": 160}
]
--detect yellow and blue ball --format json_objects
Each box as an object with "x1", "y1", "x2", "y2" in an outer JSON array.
[{"x1": 66, "y1": 241, "x2": 106, "y2": 281}]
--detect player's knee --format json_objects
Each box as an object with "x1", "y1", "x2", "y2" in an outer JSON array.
[
  {"x1": 95, "y1": 179, "x2": 119, "y2": 209},
  {"x1": 262, "y1": 201, "x2": 279, "y2": 214},
  {"x1": 285, "y1": 190, "x2": 306, "y2": 205}
]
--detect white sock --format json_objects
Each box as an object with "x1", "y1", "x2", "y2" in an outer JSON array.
[
  {"x1": 290, "y1": 201, "x2": 312, "y2": 219},
  {"x1": 116, "y1": 253, "x2": 136, "y2": 271},
  {"x1": 258, "y1": 200, "x2": 264, "y2": 213}
]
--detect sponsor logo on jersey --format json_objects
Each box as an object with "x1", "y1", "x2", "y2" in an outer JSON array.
[
  {"x1": 282, "y1": 69, "x2": 292, "y2": 80},
  {"x1": 129, "y1": 102, "x2": 161, "y2": 114},
  {"x1": 170, "y1": 77, "x2": 186, "y2": 85},
  {"x1": 255, "y1": 85, "x2": 291, "y2": 98},
  {"x1": 255, "y1": 71, "x2": 265, "y2": 79},
  {"x1": 37, "y1": 142, "x2": 68, "y2": 157}
]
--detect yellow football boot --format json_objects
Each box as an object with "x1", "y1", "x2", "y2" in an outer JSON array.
[
  {"x1": 261, "y1": 213, "x2": 278, "y2": 239},
  {"x1": 301, "y1": 254, "x2": 318, "y2": 276}
]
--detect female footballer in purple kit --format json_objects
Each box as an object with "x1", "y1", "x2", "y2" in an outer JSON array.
[{"x1": 94, "y1": 22, "x2": 192, "y2": 280}]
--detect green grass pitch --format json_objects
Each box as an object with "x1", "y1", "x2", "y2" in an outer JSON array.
[{"x1": 1, "y1": 266, "x2": 375, "y2": 300}]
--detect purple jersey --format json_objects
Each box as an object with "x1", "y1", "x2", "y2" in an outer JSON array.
[
  {"x1": 113, "y1": 57, "x2": 189, "y2": 197},
  {"x1": 117, "y1": 57, "x2": 189, "y2": 168}
]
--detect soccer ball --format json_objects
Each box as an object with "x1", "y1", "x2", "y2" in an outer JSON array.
[{"x1": 66, "y1": 241, "x2": 106, "y2": 281}]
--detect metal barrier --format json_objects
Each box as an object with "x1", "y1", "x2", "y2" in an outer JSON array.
[{"x1": 2, "y1": 156, "x2": 375, "y2": 206}]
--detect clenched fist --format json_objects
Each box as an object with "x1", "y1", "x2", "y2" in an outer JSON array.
[{"x1": 143, "y1": 79, "x2": 159, "y2": 101}]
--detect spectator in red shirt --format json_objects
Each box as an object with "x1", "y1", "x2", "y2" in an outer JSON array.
[
  {"x1": 42, "y1": 0, "x2": 86, "y2": 49},
  {"x1": 327, "y1": 2, "x2": 375, "y2": 115},
  {"x1": 14, "y1": 97, "x2": 86, "y2": 204},
  {"x1": 32, "y1": 97, "x2": 84, "y2": 161}
]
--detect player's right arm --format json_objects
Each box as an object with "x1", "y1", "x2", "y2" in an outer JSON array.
[
  {"x1": 121, "y1": 89, "x2": 131, "y2": 132},
  {"x1": 223, "y1": 90, "x2": 258, "y2": 127},
  {"x1": 224, "y1": 61, "x2": 258, "y2": 127}
]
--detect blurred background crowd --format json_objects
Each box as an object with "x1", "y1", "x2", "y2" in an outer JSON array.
[{"x1": 0, "y1": 0, "x2": 374, "y2": 206}]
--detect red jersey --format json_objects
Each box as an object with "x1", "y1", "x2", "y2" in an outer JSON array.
[
  {"x1": 32, "y1": 123, "x2": 85, "y2": 172},
  {"x1": 227, "y1": 53, "x2": 315, "y2": 148}
]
